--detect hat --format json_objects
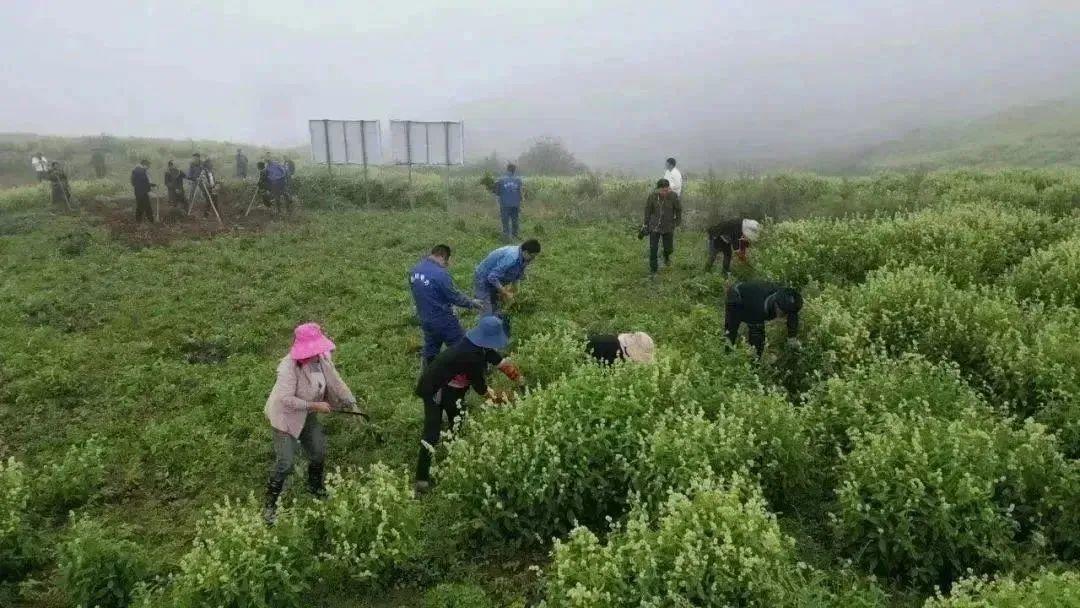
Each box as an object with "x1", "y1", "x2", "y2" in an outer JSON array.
[
  {"x1": 618, "y1": 332, "x2": 656, "y2": 363},
  {"x1": 289, "y1": 322, "x2": 335, "y2": 361},
  {"x1": 742, "y1": 219, "x2": 762, "y2": 242},
  {"x1": 466, "y1": 316, "x2": 509, "y2": 350}
]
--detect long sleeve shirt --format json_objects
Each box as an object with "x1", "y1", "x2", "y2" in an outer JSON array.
[
  {"x1": 494, "y1": 173, "x2": 523, "y2": 208},
  {"x1": 474, "y1": 246, "x2": 529, "y2": 291},
  {"x1": 409, "y1": 257, "x2": 475, "y2": 325},
  {"x1": 724, "y1": 281, "x2": 800, "y2": 355},
  {"x1": 264, "y1": 354, "x2": 355, "y2": 438},
  {"x1": 663, "y1": 168, "x2": 683, "y2": 197},
  {"x1": 415, "y1": 338, "x2": 503, "y2": 400},
  {"x1": 131, "y1": 166, "x2": 152, "y2": 195},
  {"x1": 644, "y1": 188, "x2": 682, "y2": 233}
]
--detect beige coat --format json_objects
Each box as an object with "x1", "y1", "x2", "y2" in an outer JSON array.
[{"x1": 264, "y1": 353, "x2": 355, "y2": 438}]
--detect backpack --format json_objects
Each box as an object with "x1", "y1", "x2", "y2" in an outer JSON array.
[{"x1": 266, "y1": 161, "x2": 287, "y2": 183}]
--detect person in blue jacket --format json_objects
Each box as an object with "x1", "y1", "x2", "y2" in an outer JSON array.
[
  {"x1": 473, "y1": 239, "x2": 541, "y2": 335},
  {"x1": 409, "y1": 244, "x2": 483, "y2": 366},
  {"x1": 493, "y1": 163, "x2": 524, "y2": 242}
]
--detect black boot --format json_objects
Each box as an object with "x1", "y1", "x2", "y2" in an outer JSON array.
[
  {"x1": 307, "y1": 463, "x2": 327, "y2": 500},
  {"x1": 263, "y1": 477, "x2": 284, "y2": 525}
]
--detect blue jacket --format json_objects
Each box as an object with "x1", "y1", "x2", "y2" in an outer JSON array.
[
  {"x1": 131, "y1": 166, "x2": 152, "y2": 196},
  {"x1": 494, "y1": 173, "x2": 523, "y2": 208},
  {"x1": 409, "y1": 257, "x2": 474, "y2": 325},
  {"x1": 474, "y1": 246, "x2": 529, "y2": 291}
]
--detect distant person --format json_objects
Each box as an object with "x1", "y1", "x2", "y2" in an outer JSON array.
[
  {"x1": 265, "y1": 159, "x2": 294, "y2": 214},
  {"x1": 663, "y1": 157, "x2": 683, "y2": 198},
  {"x1": 32, "y1": 153, "x2": 49, "y2": 181},
  {"x1": 706, "y1": 218, "x2": 762, "y2": 275},
  {"x1": 186, "y1": 153, "x2": 203, "y2": 204},
  {"x1": 473, "y1": 239, "x2": 541, "y2": 336},
  {"x1": 724, "y1": 281, "x2": 802, "y2": 357},
  {"x1": 46, "y1": 162, "x2": 70, "y2": 209},
  {"x1": 164, "y1": 160, "x2": 185, "y2": 206},
  {"x1": 256, "y1": 161, "x2": 272, "y2": 208},
  {"x1": 283, "y1": 156, "x2": 297, "y2": 199},
  {"x1": 263, "y1": 323, "x2": 358, "y2": 524},
  {"x1": 91, "y1": 150, "x2": 107, "y2": 179},
  {"x1": 130, "y1": 159, "x2": 156, "y2": 223},
  {"x1": 235, "y1": 149, "x2": 249, "y2": 179},
  {"x1": 586, "y1": 332, "x2": 656, "y2": 365},
  {"x1": 643, "y1": 178, "x2": 682, "y2": 277},
  {"x1": 409, "y1": 244, "x2": 484, "y2": 368},
  {"x1": 493, "y1": 163, "x2": 524, "y2": 241}
]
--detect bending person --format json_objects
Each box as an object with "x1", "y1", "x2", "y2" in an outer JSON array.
[
  {"x1": 724, "y1": 281, "x2": 802, "y2": 357},
  {"x1": 706, "y1": 218, "x2": 761, "y2": 275}
]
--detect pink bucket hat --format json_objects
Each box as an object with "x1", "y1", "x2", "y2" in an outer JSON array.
[{"x1": 289, "y1": 322, "x2": 335, "y2": 361}]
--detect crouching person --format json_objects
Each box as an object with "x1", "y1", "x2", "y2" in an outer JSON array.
[
  {"x1": 724, "y1": 281, "x2": 802, "y2": 357},
  {"x1": 263, "y1": 322, "x2": 357, "y2": 524},
  {"x1": 586, "y1": 332, "x2": 657, "y2": 365},
  {"x1": 706, "y1": 218, "x2": 761, "y2": 275}
]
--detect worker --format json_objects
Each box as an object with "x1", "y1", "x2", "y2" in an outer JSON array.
[
  {"x1": 130, "y1": 159, "x2": 156, "y2": 223},
  {"x1": 643, "y1": 178, "x2": 682, "y2": 277},
  {"x1": 32, "y1": 153, "x2": 49, "y2": 182},
  {"x1": 91, "y1": 150, "x2": 107, "y2": 179},
  {"x1": 413, "y1": 316, "x2": 520, "y2": 496},
  {"x1": 235, "y1": 149, "x2": 249, "y2": 179},
  {"x1": 256, "y1": 161, "x2": 272, "y2": 208},
  {"x1": 46, "y1": 162, "x2": 70, "y2": 209},
  {"x1": 724, "y1": 281, "x2": 802, "y2": 357},
  {"x1": 663, "y1": 157, "x2": 683, "y2": 198},
  {"x1": 473, "y1": 239, "x2": 541, "y2": 336},
  {"x1": 409, "y1": 244, "x2": 484, "y2": 368},
  {"x1": 263, "y1": 323, "x2": 358, "y2": 524},
  {"x1": 586, "y1": 332, "x2": 657, "y2": 365},
  {"x1": 493, "y1": 163, "x2": 524, "y2": 242},
  {"x1": 706, "y1": 218, "x2": 762, "y2": 275},
  {"x1": 164, "y1": 161, "x2": 185, "y2": 206},
  {"x1": 266, "y1": 159, "x2": 293, "y2": 214},
  {"x1": 186, "y1": 153, "x2": 203, "y2": 205}
]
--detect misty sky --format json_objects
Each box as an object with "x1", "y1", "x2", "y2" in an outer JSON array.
[{"x1": 2, "y1": 0, "x2": 1079, "y2": 171}]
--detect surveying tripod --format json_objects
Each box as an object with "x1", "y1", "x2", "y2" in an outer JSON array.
[{"x1": 186, "y1": 170, "x2": 223, "y2": 225}]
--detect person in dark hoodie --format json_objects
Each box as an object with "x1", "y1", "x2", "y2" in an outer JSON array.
[
  {"x1": 724, "y1": 281, "x2": 802, "y2": 357},
  {"x1": 706, "y1": 218, "x2": 762, "y2": 275},
  {"x1": 642, "y1": 178, "x2": 682, "y2": 277},
  {"x1": 130, "y1": 159, "x2": 156, "y2": 223},
  {"x1": 164, "y1": 160, "x2": 186, "y2": 206}
]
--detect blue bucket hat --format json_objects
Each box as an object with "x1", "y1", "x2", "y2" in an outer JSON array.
[{"x1": 466, "y1": 316, "x2": 509, "y2": 350}]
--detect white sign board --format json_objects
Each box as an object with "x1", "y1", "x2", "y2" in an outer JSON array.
[
  {"x1": 309, "y1": 120, "x2": 382, "y2": 165},
  {"x1": 389, "y1": 120, "x2": 465, "y2": 166}
]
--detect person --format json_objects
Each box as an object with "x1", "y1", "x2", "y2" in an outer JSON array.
[
  {"x1": 256, "y1": 161, "x2": 272, "y2": 208},
  {"x1": 643, "y1": 178, "x2": 682, "y2": 277},
  {"x1": 130, "y1": 159, "x2": 156, "y2": 223},
  {"x1": 706, "y1": 218, "x2": 762, "y2": 275},
  {"x1": 235, "y1": 149, "x2": 249, "y2": 179},
  {"x1": 91, "y1": 150, "x2": 107, "y2": 179},
  {"x1": 266, "y1": 159, "x2": 294, "y2": 214},
  {"x1": 32, "y1": 153, "x2": 49, "y2": 181},
  {"x1": 724, "y1": 281, "x2": 802, "y2": 357},
  {"x1": 586, "y1": 332, "x2": 657, "y2": 365},
  {"x1": 663, "y1": 157, "x2": 683, "y2": 198},
  {"x1": 283, "y1": 156, "x2": 296, "y2": 179},
  {"x1": 164, "y1": 160, "x2": 185, "y2": 206},
  {"x1": 186, "y1": 153, "x2": 204, "y2": 205},
  {"x1": 473, "y1": 239, "x2": 541, "y2": 335},
  {"x1": 263, "y1": 323, "x2": 358, "y2": 524},
  {"x1": 493, "y1": 163, "x2": 524, "y2": 241},
  {"x1": 409, "y1": 244, "x2": 484, "y2": 367},
  {"x1": 46, "y1": 162, "x2": 71, "y2": 209},
  {"x1": 413, "y1": 316, "x2": 520, "y2": 496}
]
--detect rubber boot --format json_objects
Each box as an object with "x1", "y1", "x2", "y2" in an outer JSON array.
[
  {"x1": 307, "y1": 463, "x2": 327, "y2": 500},
  {"x1": 263, "y1": 477, "x2": 284, "y2": 525}
]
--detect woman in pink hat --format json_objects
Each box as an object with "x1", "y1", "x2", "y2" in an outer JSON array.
[{"x1": 263, "y1": 322, "x2": 357, "y2": 524}]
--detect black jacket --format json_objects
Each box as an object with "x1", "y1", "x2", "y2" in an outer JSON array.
[
  {"x1": 131, "y1": 166, "x2": 153, "y2": 196},
  {"x1": 725, "y1": 281, "x2": 799, "y2": 355},
  {"x1": 164, "y1": 167, "x2": 184, "y2": 189},
  {"x1": 586, "y1": 335, "x2": 623, "y2": 365},
  {"x1": 707, "y1": 219, "x2": 743, "y2": 244},
  {"x1": 415, "y1": 338, "x2": 503, "y2": 400}
]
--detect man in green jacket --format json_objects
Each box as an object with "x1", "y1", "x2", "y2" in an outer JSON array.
[{"x1": 642, "y1": 178, "x2": 682, "y2": 277}]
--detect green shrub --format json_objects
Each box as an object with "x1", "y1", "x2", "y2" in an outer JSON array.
[
  {"x1": 423, "y1": 582, "x2": 495, "y2": 608},
  {"x1": 35, "y1": 436, "x2": 108, "y2": 517},
  {"x1": 505, "y1": 323, "x2": 590, "y2": 389},
  {"x1": 301, "y1": 464, "x2": 421, "y2": 585},
  {"x1": 924, "y1": 570, "x2": 1080, "y2": 607},
  {"x1": 1006, "y1": 235, "x2": 1080, "y2": 309},
  {"x1": 0, "y1": 457, "x2": 32, "y2": 580},
  {"x1": 58, "y1": 517, "x2": 147, "y2": 608},
  {"x1": 170, "y1": 497, "x2": 314, "y2": 608},
  {"x1": 542, "y1": 478, "x2": 801, "y2": 607}
]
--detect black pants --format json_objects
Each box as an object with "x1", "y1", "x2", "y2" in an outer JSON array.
[
  {"x1": 415, "y1": 386, "x2": 468, "y2": 482},
  {"x1": 135, "y1": 192, "x2": 153, "y2": 222},
  {"x1": 649, "y1": 232, "x2": 674, "y2": 273},
  {"x1": 706, "y1": 236, "x2": 734, "y2": 274},
  {"x1": 724, "y1": 302, "x2": 765, "y2": 357},
  {"x1": 270, "y1": 181, "x2": 293, "y2": 213}
]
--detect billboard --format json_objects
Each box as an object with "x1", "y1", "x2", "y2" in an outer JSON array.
[
  {"x1": 309, "y1": 120, "x2": 383, "y2": 166},
  {"x1": 389, "y1": 120, "x2": 465, "y2": 166}
]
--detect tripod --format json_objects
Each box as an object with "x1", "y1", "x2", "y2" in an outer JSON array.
[{"x1": 186, "y1": 171, "x2": 223, "y2": 225}]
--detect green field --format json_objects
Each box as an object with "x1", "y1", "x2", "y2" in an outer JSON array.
[{"x1": 1, "y1": 166, "x2": 1078, "y2": 607}]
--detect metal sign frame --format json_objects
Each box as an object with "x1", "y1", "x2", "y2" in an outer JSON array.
[{"x1": 389, "y1": 120, "x2": 465, "y2": 167}]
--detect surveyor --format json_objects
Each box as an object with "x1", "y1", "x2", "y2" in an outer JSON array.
[
  {"x1": 586, "y1": 332, "x2": 657, "y2": 365},
  {"x1": 265, "y1": 158, "x2": 294, "y2": 214},
  {"x1": 186, "y1": 153, "x2": 204, "y2": 204},
  {"x1": 413, "y1": 316, "x2": 521, "y2": 496},
  {"x1": 263, "y1": 323, "x2": 359, "y2": 524},
  {"x1": 46, "y1": 162, "x2": 70, "y2": 209},
  {"x1": 164, "y1": 161, "x2": 185, "y2": 206},
  {"x1": 724, "y1": 281, "x2": 802, "y2": 357},
  {"x1": 706, "y1": 218, "x2": 762, "y2": 275},
  {"x1": 409, "y1": 244, "x2": 484, "y2": 367},
  {"x1": 130, "y1": 159, "x2": 156, "y2": 223},
  {"x1": 663, "y1": 157, "x2": 683, "y2": 197},
  {"x1": 643, "y1": 178, "x2": 682, "y2": 277},
  {"x1": 91, "y1": 150, "x2": 107, "y2": 179},
  {"x1": 32, "y1": 153, "x2": 49, "y2": 181},
  {"x1": 255, "y1": 161, "x2": 272, "y2": 207},
  {"x1": 493, "y1": 163, "x2": 524, "y2": 241},
  {"x1": 235, "y1": 149, "x2": 249, "y2": 179},
  {"x1": 473, "y1": 239, "x2": 541, "y2": 336}
]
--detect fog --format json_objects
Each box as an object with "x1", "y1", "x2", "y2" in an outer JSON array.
[{"x1": 2, "y1": 0, "x2": 1079, "y2": 173}]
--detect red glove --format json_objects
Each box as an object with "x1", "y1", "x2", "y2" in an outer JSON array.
[
  {"x1": 448, "y1": 373, "x2": 469, "y2": 389},
  {"x1": 498, "y1": 361, "x2": 523, "y2": 383},
  {"x1": 736, "y1": 238, "x2": 750, "y2": 262}
]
